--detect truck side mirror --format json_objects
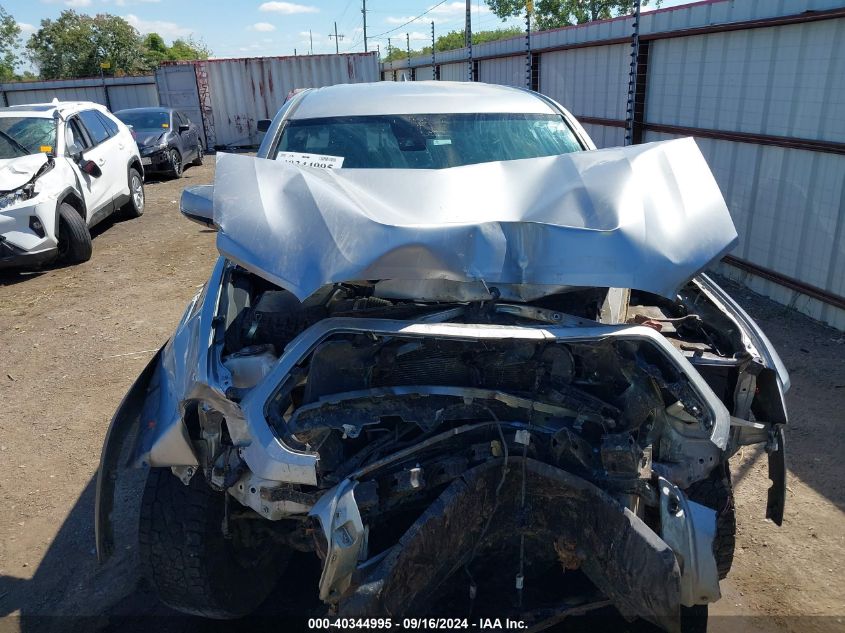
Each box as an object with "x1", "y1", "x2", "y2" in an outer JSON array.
[{"x1": 180, "y1": 185, "x2": 215, "y2": 229}]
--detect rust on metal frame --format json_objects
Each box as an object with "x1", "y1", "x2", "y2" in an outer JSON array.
[
  {"x1": 569, "y1": 118, "x2": 845, "y2": 157},
  {"x1": 641, "y1": 6, "x2": 845, "y2": 42},
  {"x1": 642, "y1": 123, "x2": 845, "y2": 156},
  {"x1": 573, "y1": 116, "x2": 627, "y2": 129},
  {"x1": 722, "y1": 256, "x2": 845, "y2": 311}
]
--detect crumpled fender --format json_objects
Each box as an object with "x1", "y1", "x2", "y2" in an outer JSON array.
[{"x1": 95, "y1": 346, "x2": 164, "y2": 562}]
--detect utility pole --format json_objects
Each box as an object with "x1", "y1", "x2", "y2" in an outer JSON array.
[
  {"x1": 309, "y1": 29, "x2": 314, "y2": 55},
  {"x1": 329, "y1": 21, "x2": 344, "y2": 54},
  {"x1": 406, "y1": 32, "x2": 411, "y2": 79},
  {"x1": 388, "y1": 37, "x2": 392, "y2": 59},
  {"x1": 624, "y1": 0, "x2": 642, "y2": 145},
  {"x1": 431, "y1": 21, "x2": 436, "y2": 77},
  {"x1": 362, "y1": 0, "x2": 368, "y2": 52},
  {"x1": 465, "y1": 0, "x2": 473, "y2": 81},
  {"x1": 294, "y1": 48, "x2": 297, "y2": 56},
  {"x1": 525, "y1": 0, "x2": 532, "y2": 89}
]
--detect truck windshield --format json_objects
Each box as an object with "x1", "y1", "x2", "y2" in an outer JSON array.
[
  {"x1": 0, "y1": 118, "x2": 57, "y2": 158},
  {"x1": 274, "y1": 113, "x2": 583, "y2": 169}
]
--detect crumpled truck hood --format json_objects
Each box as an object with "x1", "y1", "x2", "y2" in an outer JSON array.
[
  {"x1": 0, "y1": 153, "x2": 49, "y2": 192},
  {"x1": 213, "y1": 137, "x2": 738, "y2": 301}
]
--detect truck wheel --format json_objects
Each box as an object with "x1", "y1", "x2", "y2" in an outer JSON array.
[
  {"x1": 139, "y1": 468, "x2": 286, "y2": 618},
  {"x1": 121, "y1": 168, "x2": 145, "y2": 219},
  {"x1": 57, "y1": 203, "x2": 92, "y2": 264},
  {"x1": 686, "y1": 462, "x2": 736, "y2": 579}
]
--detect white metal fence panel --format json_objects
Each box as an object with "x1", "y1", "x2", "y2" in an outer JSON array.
[
  {"x1": 3, "y1": 85, "x2": 102, "y2": 105},
  {"x1": 540, "y1": 44, "x2": 629, "y2": 121},
  {"x1": 646, "y1": 129, "x2": 845, "y2": 329},
  {"x1": 108, "y1": 82, "x2": 160, "y2": 111},
  {"x1": 439, "y1": 63, "x2": 468, "y2": 82},
  {"x1": 0, "y1": 76, "x2": 158, "y2": 111},
  {"x1": 580, "y1": 122, "x2": 625, "y2": 149},
  {"x1": 646, "y1": 20, "x2": 845, "y2": 141},
  {"x1": 478, "y1": 56, "x2": 525, "y2": 88},
  {"x1": 414, "y1": 66, "x2": 435, "y2": 81}
]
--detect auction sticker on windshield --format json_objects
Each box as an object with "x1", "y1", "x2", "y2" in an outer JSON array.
[{"x1": 276, "y1": 151, "x2": 344, "y2": 169}]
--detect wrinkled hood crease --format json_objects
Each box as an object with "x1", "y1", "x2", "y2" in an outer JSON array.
[{"x1": 213, "y1": 138, "x2": 738, "y2": 301}]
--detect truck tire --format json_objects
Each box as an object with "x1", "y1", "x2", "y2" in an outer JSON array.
[
  {"x1": 57, "y1": 203, "x2": 92, "y2": 264},
  {"x1": 686, "y1": 463, "x2": 736, "y2": 579},
  {"x1": 139, "y1": 468, "x2": 286, "y2": 618}
]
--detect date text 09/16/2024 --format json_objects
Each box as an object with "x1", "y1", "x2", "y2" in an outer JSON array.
[{"x1": 307, "y1": 618, "x2": 528, "y2": 630}]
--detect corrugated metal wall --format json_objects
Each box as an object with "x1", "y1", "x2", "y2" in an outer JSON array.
[
  {"x1": 439, "y1": 62, "x2": 467, "y2": 82},
  {"x1": 0, "y1": 76, "x2": 158, "y2": 111},
  {"x1": 415, "y1": 66, "x2": 435, "y2": 81},
  {"x1": 157, "y1": 53, "x2": 380, "y2": 148},
  {"x1": 478, "y1": 56, "x2": 525, "y2": 88},
  {"x1": 646, "y1": 20, "x2": 845, "y2": 139},
  {"x1": 540, "y1": 44, "x2": 629, "y2": 123},
  {"x1": 380, "y1": 0, "x2": 845, "y2": 330}
]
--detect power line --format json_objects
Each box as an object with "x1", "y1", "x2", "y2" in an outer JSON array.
[{"x1": 367, "y1": 0, "x2": 450, "y2": 40}]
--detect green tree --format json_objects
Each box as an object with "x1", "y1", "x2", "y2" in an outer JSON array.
[
  {"x1": 383, "y1": 27, "x2": 522, "y2": 62},
  {"x1": 141, "y1": 33, "x2": 210, "y2": 69},
  {"x1": 486, "y1": 0, "x2": 657, "y2": 30},
  {"x1": 25, "y1": 11, "x2": 148, "y2": 79},
  {"x1": 0, "y1": 4, "x2": 21, "y2": 81},
  {"x1": 166, "y1": 36, "x2": 211, "y2": 61},
  {"x1": 142, "y1": 32, "x2": 169, "y2": 67}
]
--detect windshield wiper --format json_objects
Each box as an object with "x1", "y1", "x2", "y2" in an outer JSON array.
[{"x1": 0, "y1": 130, "x2": 30, "y2": 156}]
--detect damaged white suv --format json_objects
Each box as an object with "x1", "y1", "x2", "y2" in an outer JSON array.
[
  {"x1": 96, "y1": 82, "x2": 788, "y2": 632},
  {"x1": 0, "y1": 101, "x2": 144, "y2": 269}
]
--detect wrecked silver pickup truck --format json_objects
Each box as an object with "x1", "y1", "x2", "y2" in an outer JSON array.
[{"x1": 95, "y1": 82, "x2": 787, "y2": 632}]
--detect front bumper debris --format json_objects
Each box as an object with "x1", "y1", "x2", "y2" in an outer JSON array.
[{"x1": 332, "y1": 459, "x2": 685, "y2": 632}]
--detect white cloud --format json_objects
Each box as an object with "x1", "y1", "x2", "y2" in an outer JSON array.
[
  {"x1": 125, "y1": 13, "x2": 192, "y2": 38},
  {"x1": 249, "y1": 22, "x2": 276, "y2": 32},
  {"x1": 65, "y1": 0, "x2": 92, "y2": 6},
  {"x1": 430, "y1": 1, "x2": 489, "y2": 16},
  {"x1": 17, "y1": 22, "x2": 36, "y2": 33},
  {"x1": 259, "y1": 2, "x2": 318, "y2": 14},
  {"x1": 386, "y1": 2, "x2": 489, "y2": 27},
  {"x1": 111, "y1": 0, "x2": 162, "y2": 6},
  {"x1": 407, "y1": 31, "x2": 429, "y2": 41}
]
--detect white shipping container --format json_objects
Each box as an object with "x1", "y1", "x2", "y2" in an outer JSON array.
[{"x1": 156, "y1": 53, "x2": 380, "y2": 148}]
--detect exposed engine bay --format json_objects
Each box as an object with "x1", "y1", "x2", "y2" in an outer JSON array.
[{"x1": 151, "y1": 265, "x2": 785, "y2": 631}]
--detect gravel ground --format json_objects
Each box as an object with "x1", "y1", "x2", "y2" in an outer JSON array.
[{"x1": 0, "y1": 157, "x2": 843, "y2": 633}]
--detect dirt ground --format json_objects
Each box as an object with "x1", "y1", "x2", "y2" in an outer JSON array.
[{"x1": 0, "y1": 157, "x2": 843, "y2": 633}]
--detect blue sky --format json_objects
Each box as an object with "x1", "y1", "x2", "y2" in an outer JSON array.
[{"x1": 5, "y1": 0, "x2": 694, "y2": 60}]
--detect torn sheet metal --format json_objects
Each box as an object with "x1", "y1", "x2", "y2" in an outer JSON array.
[{"x1": 213, "y1": 138, "x2": 737, "y2": 301}]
